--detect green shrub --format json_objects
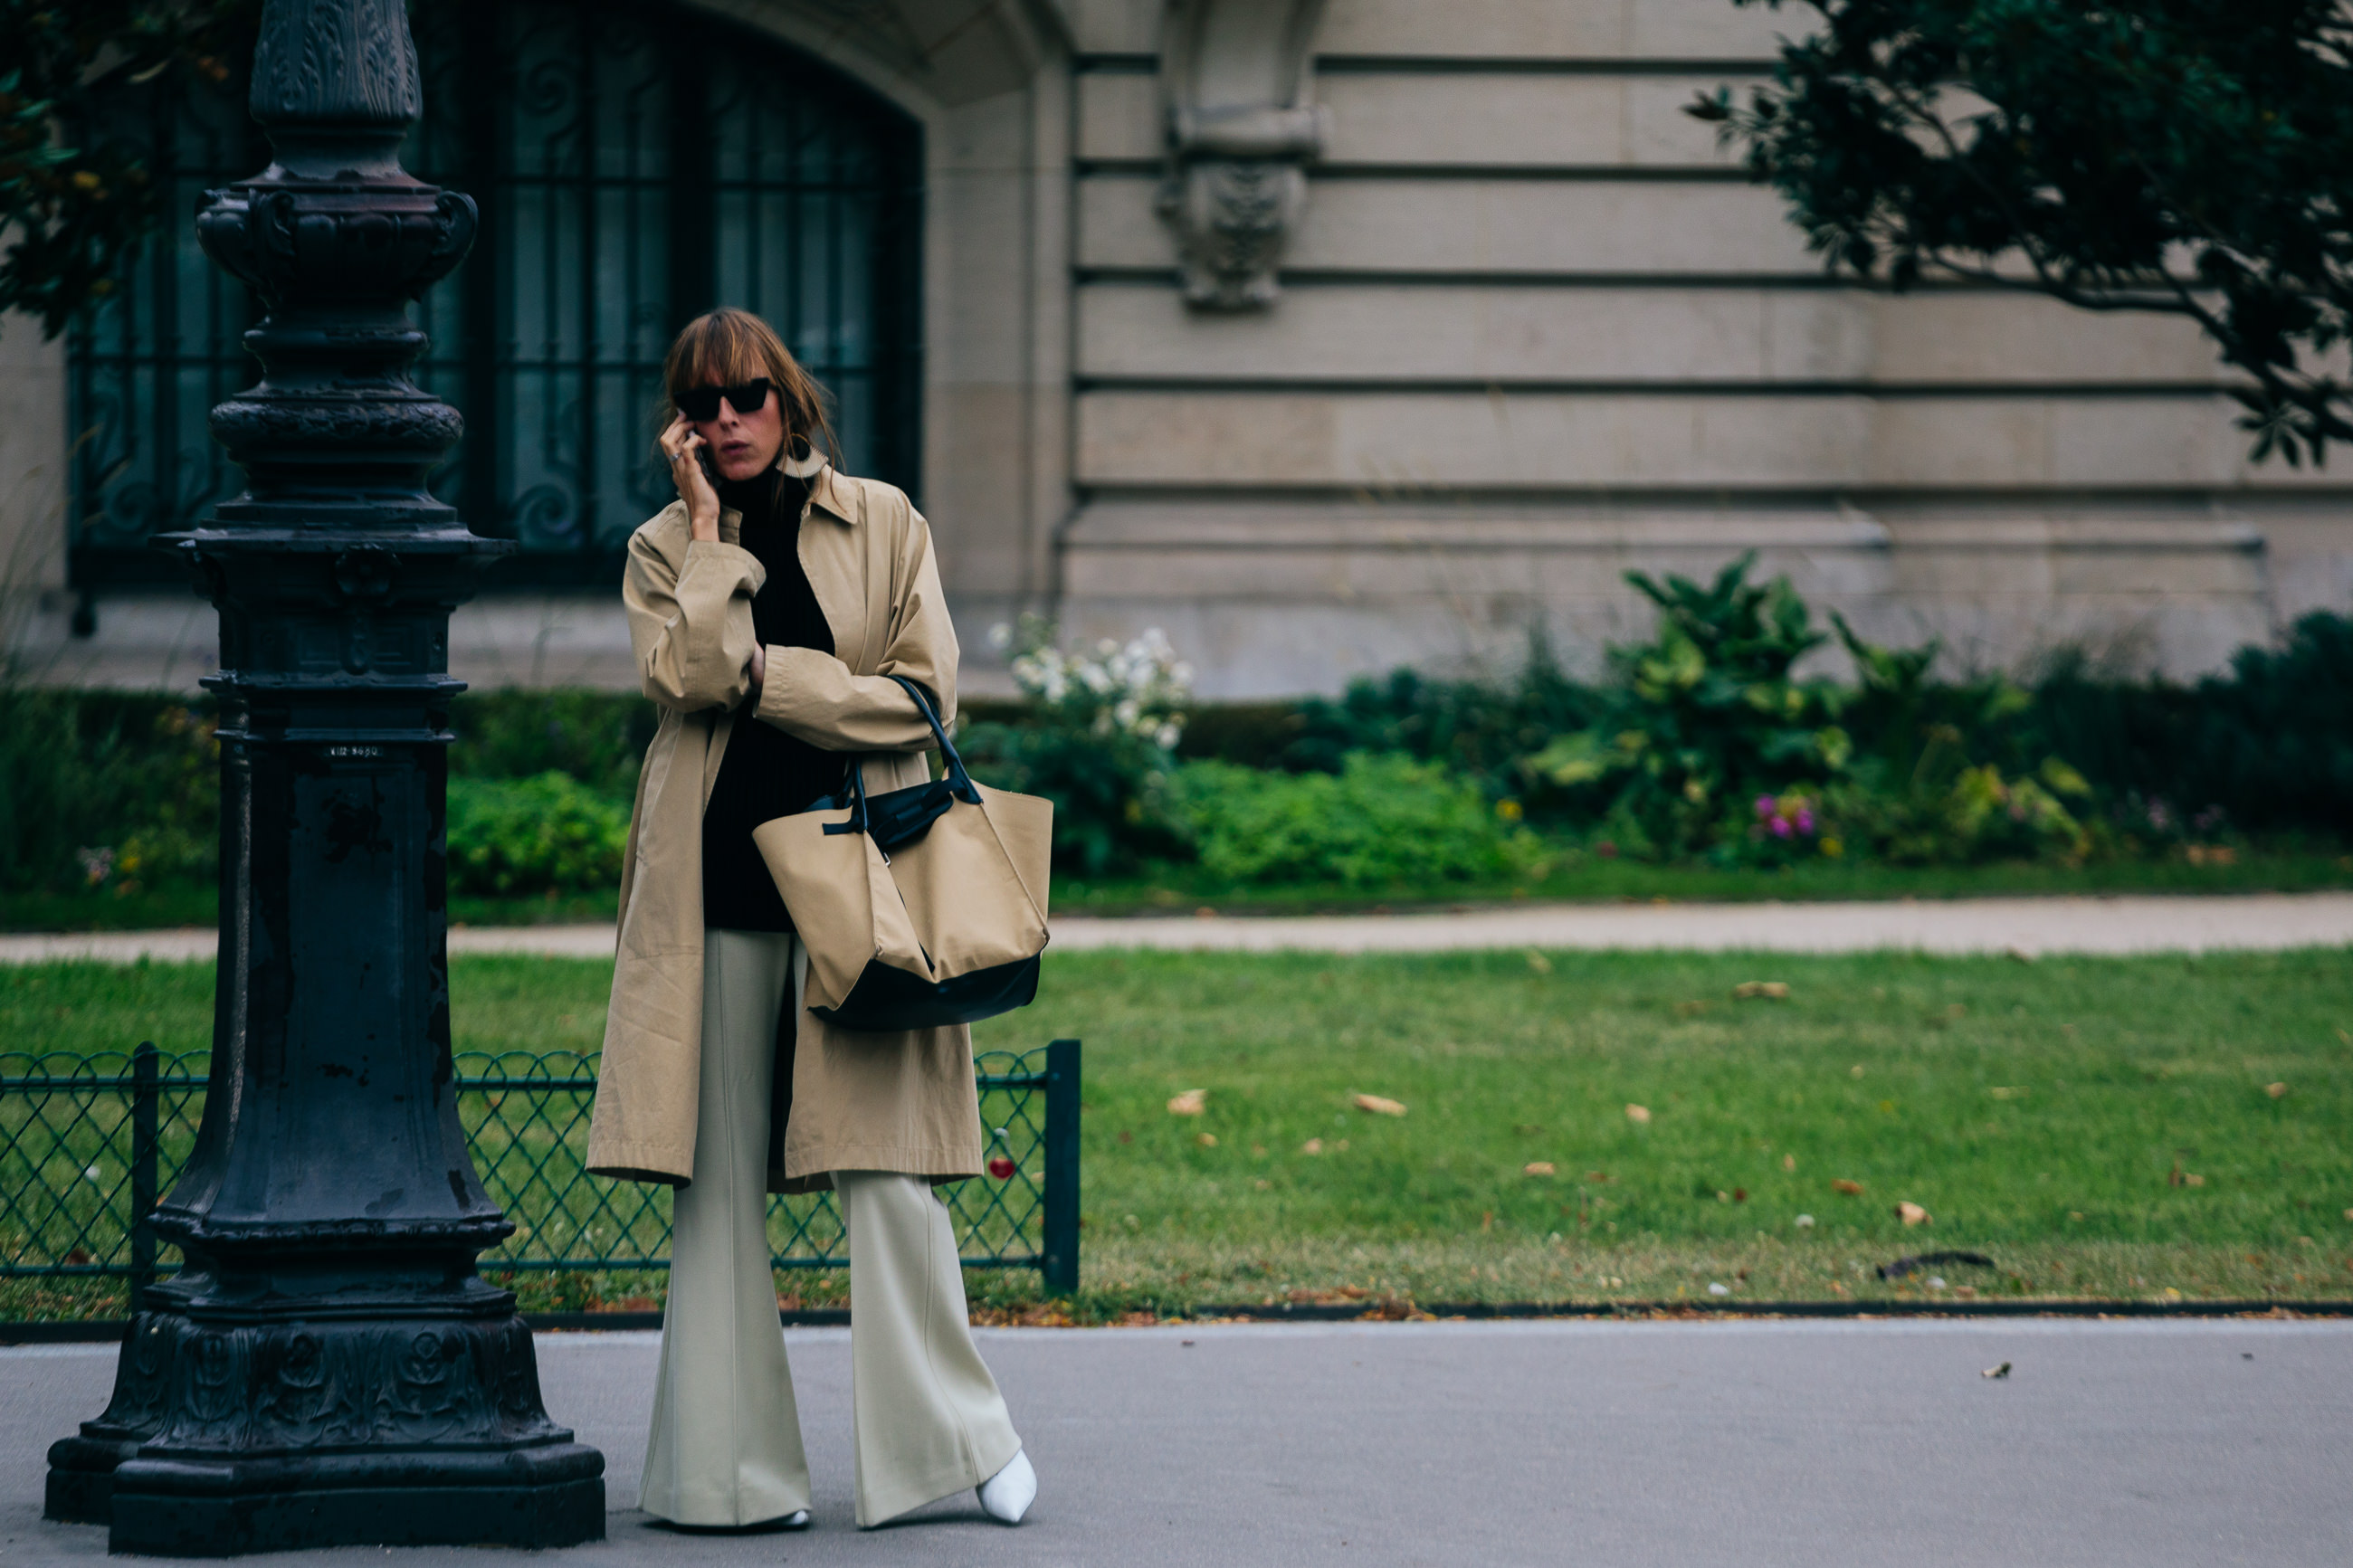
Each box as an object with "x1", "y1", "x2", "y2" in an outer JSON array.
[
  {"x1": 1284, "y1": 638, "x2": 1600, "y2": 802},
  {"x1": 1819, "y1": 613, "x2": 2090, "y2": 864},
  {"x1": 957, "y1": 618, "x2": 1193, "y2": 876},
  {"x1": 1519, "y1": 554, "x2": 1853, "y2": 861},
  {"x1": 449, "y1": 689, "x2": 656, "y2": 798},
  {"x1": 1171, "y1": 755, "x2": 1548, "y2": 888},
  {"x1": 444, "y1": 772, "x2": 631, "y2": 897},
  {"x1": 0, "y1": 691, "x2": 219, "y2": 894}
]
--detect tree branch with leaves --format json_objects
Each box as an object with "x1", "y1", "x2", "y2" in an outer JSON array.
[
  {"x1": 1, "y1": 1, "x2": 259, "y2": 337},
  {"x1": 1691, "y1": 0, "x2": 2353, "y2": 465}
]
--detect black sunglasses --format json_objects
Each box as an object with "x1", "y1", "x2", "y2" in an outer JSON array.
[{"x1": 675, "y1": 378, "x2": 773, "y2": 422}]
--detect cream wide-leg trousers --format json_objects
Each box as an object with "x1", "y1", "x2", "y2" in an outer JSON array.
[{"x1": 638, "y1": 927, "x2": 1024, "y2": 1529}]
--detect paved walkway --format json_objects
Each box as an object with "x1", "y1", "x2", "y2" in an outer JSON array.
[
  {"x1": 4, "y1": 1318, "x2": 2347, "y2": 1566},
  {"x1": 5, "y1": 892, "x2": 2351, "y2": 965}
]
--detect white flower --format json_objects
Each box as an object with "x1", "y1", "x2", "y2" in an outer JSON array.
[{"x1": 988, "y1": 622, "x2": 1013, "y2": 650}]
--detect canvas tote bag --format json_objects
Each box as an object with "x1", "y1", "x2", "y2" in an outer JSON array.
[{"x1": 751, "y1": 676, "x2": 1053, "y2": 1031}]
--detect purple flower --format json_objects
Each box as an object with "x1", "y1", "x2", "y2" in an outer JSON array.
[
  {"x1": 1755, "y1": 795, "x2": 1776, "y2": 819},
  {"x1": 1796, "y1": 809, "x2": 1815, "y2": 834},
  {"x1": 1770, "y1": 815, "x2": 1793, "y2": 839}
]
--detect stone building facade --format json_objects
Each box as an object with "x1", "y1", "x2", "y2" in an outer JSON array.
[{"x1": 1, "y1": 0, "x2": 2345, "y2": 696}]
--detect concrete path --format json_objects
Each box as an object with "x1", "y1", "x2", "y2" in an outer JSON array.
[
  {"x1": 4, "y1": 1318, "x2": 2347, "y2": 1566},
  {"x1": 5, "y1": 891, "x2": 2352, "y2": 965}
]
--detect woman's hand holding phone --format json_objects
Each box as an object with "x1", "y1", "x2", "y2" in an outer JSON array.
[{"x1": 660, "y1": 414, "x2": 721, "y2": 542}]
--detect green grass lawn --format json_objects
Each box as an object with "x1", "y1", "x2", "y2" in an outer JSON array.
[
  {"x1": 1056, "y1": 845, "x2": 2353, "y2": 916},
  {"x1": 5, "y1": 947, "x2": 2350, "y2": 1318},
  {"x1": 5, "y1": 846, "x2": 2348, "y2": 932}
]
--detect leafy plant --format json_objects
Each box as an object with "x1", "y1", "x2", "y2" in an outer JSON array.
[
  {"x1": 1171, "y1": 755, "x2": 1548, "y2": 889},
  {"x1": 449, "y1": 689, "x2": 658, "y2": 800},
  {"x1": 1821, "y1": 613, "x2": 2090, "y2": 864},
  {"x1": 1281, "y1": 634, "x2": 1600, "y2": 807},
  {"x1": 957, "y1": 618, "x2": 1194, "y2": 877},
  {"x1": 1519, "y1": 554, "x2": 1852, "y2": 860},
  {"x1": 1691, "y1": 0, "x2": 2353, "y2": 465},
  {"x1": 444, "y1": 773, "x2": 630, "y2": 898},
  {"x1": 0, "y1": 691, "x2": 220, "y2": 895},
  {"x1": 1, "y1": 1, "x2": 262, "y2": 333}
]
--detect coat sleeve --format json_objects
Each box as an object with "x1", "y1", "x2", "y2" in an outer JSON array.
[
  {"x1": 752, "y1": 501, "x2": 959, "y2": 753},
  {"x1": 624, "y1": 507, "x2": 766, "y2": 712}
]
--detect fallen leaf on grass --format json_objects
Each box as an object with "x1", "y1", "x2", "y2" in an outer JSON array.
[
  {"x1": 1167, "y1": 1089, "x2": 1206, "y2": 1116},
  {"x1": 1832, "y1": 1178, "x2": 1865, "y2": 1196},
  {"x1": 1783, "y1": 1154, "x2": 1797, "y2": 1171},
  {"x1": 1526, "y1": 950, "x2": 1553, "y2": 974},
  {"x1": 1585, "y1": 1170, "x2": 1611, "y2": 1183},
  {"x1": 1624, "y1": 1104, "x2": 1652, "y2": 1125},
  {"x1": 1896, "y1": 1201, "x2": 1932, "y2": 1225},
  {"x1": 1196, "y1": 1133, "x2": 1218, "y2": 1147},
  {"x1": 1523, "y1": 1162, "x2": 1557, "y2": 1177},
  {"x1": 2267, "y1": 1082, "x2": 2290, "y2": 1098},
  {"x1": 1988, "y1": 1086, "x2": 2029, "y2": 1100},
  {"x1": 1983, "y1": 1362, "x2": 2012, "y2": 1380},
  {"x1": 1354, "y1": 1093, "x2": 1407, "y2": 1117},
  {"x1": 1301, "y1": 1138, "x2": 1323, "y2": 1155},
  {"x1": 1734, "y1": 981, "x2": 1790, "y2": 1000},
  {"x1": 1674, "y1": 1000, "x2": 1707, "y2": 1017}
]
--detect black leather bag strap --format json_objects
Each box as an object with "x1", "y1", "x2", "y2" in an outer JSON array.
[
  {"x1": 819, "y1": 755, "x2": 870, "y2": 836},
  {"x1": 886, "y1": 674, "x2": 981, "y2": 803}
]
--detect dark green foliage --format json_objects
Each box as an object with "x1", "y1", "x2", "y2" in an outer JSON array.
[
  {"x1": 2024, "y1": 613, "x2": 2353, "y2": 838},
  {"x1": 956, "y1": 721, "x2": 1186, "y2": 878},
  {"x1": 1172, "y1": 701, "x2": 1307, "y2": 770},
  {"x1": 0, "y1": 1, "x2": 261, "y2": 333},
  {"x1": 443, "y1": 773, "x2": 632, "y2": 897},
  {"x1": 954, "y1": 620, "x2": 1194, "y2": 878},
  {"x1": 1691, "y1": 0, "x2": 2353, "y2": 465},
  {"x1": 1519, "y1": 555, "x2": 1855, "y2": 860},
  {"x1": 0, "y1": 687, "x2": 655, "y2": 899},
  {"x1": 1168, "y1": 756, "x2": 1548, "y2": 889},
  {"x1": 447, "y1": 689, "x2": 658, "y2": 800},
  {"x1": 0, "y1": 690, "x2": 218, "y2": 894},
  {"x1": 1821, "y1": 614, "x2": 2090, "y2": 864},
  {"x1": 1282, "y1": 639, "x2": 1600, "y2": 798}
]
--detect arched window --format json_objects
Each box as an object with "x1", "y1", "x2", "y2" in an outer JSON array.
[{"x1": 68, "y1": 0, "x2": 923, "y2": 590}]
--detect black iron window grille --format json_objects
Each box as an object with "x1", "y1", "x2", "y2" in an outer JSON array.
[
  {"x1": 0, "y1": 1041, "x2": 1077, "y2": 1307},
  {"x1": 67, "y1": 0, "x2": 924, "y2": 593}
]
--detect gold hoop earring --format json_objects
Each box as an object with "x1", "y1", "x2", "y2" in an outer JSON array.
[{"x1": 780, "y1": 432, "x2": 824, "y2": 478}]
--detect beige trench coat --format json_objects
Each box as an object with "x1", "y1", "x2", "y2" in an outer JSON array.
[{"x1": 585, "y1": 461, "x2": 980, "y2": 1194}]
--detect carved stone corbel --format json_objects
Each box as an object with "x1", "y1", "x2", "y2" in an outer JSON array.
[{"x1": 1156, "y1": 0, "x2": 1329, "y2": 310}]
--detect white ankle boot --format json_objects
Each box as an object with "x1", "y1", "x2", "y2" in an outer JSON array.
[{"x1": 976, "y1": 1449, "x2": 1036, "y2": 1524}]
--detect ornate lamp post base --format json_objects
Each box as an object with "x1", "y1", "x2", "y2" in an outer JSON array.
[{"x1": 49, "y1": 1281, "x2": 603, "y2": 1554}]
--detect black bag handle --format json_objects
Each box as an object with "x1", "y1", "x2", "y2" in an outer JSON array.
[
  {"x1": 821, "y1": 676, "x2": 976, "y2": 839},
  {"x1": 885, "y1": 674, "x2": 981, "y2": 804}
]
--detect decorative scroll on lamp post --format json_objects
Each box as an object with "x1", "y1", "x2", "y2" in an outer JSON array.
[{"x1": 42, "y1": 0, "x2": 605, "y2": 1552}]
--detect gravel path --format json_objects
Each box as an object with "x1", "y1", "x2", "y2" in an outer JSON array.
[{"x1": 4, "y1": 892, "x2": 2350, "y2": 965}]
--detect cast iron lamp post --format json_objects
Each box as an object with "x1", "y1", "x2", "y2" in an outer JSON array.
[{"x1": 43, "y1": 0, "x2": 605, "y2": 1552}]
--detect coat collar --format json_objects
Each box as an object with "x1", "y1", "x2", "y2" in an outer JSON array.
[{"x1": 805, "y1": 460, "x2": 858, "y2": 526}]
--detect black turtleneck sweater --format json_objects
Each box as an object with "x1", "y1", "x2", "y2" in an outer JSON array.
[{"x1": 700, "y1": 470, "x2": 847, "y2": 933}]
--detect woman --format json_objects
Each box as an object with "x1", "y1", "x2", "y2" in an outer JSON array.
[{"x1": 586, "y1": 308, "x2": 1037, "y2": 1532}]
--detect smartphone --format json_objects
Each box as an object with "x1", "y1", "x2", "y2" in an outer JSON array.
[{"x1": 695, "y1": 444, "x2": 719, "y2": 484}]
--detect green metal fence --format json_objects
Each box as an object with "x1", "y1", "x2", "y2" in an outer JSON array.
[{"x1": 0, "y1": 1039, "x2": 1079, "y2": 1304}]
